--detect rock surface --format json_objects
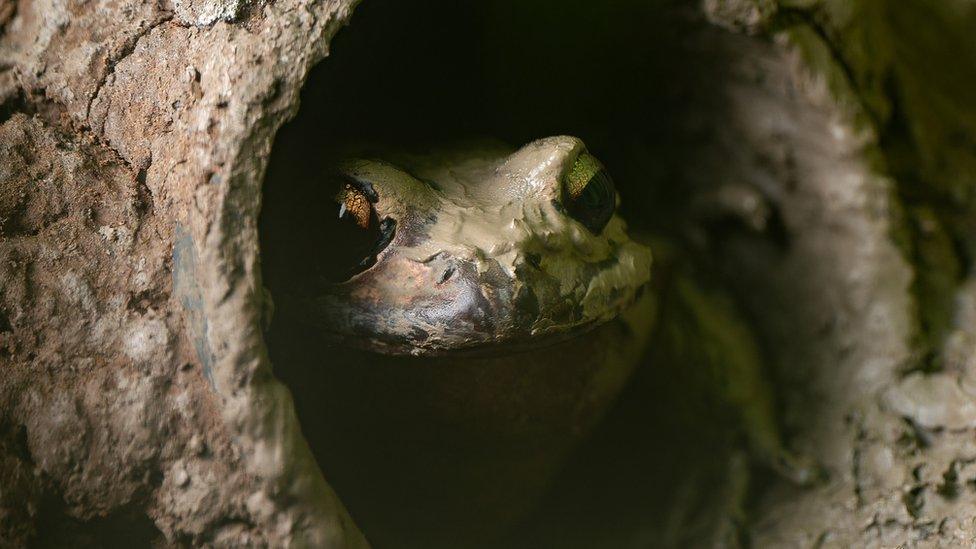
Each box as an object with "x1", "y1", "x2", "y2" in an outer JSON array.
[{"x1": 0, "y1": 0, "x2": 366, "y2": 545}]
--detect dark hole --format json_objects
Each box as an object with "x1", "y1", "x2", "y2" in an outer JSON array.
[
  {"x1": 33, "y1": 500, "x2": 164, "y2": 548},
  {"x1": 321, "y1": 192, "x2": 385, "y2": 283},
  {"x1": 0, "y1": 309, "x2": 11, "y2": 333},
  {"x1": 259, "y1": 1, "x2": 779, "y2": 547}
]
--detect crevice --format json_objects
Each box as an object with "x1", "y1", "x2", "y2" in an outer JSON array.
[
  {"x1": 0, "y1": 309, "x2": 12, "y2": 334},
  {"x1": 135, "y1": 165, "x2": 155, "y2": 215},
  {"x1": 0, "y1": 0, "x2": 17, "y2": 37},
  {"x1": 848, "y1": 412, "x2": 867, "y2": 507},
  {"x1": 902, "y1": 484, "x2": 926, "y2": 520},
  {"x1": 85, "y1": 13, "x2": 177, "y2": 125},
  {"x1": 936, "y1": 460, "x2": 960, "y2": 500},
  {"x1": 4, "y1": 0, "x2": 247, "y2": 134},
  {"x1": 0, "y1": 87, "x2": 30, "y2": 125},
  {"x1": 769, "y1": 7, "x2": 884, "y2": 129},
  {"x1": 83, "y1": 4, "x2": 260, "y2": 130},
  {"x1": 769, "y1": 5, "x2": 969, "y2": 375},
  {"x1": 877, "y1": 57, "x2": 966, "y2": 373},
  {"x1": 11, "y1": 88, "x2": 152, "y2": 201},
  {"x1": 0, "y1": 92, "x2": 20, "y2": 125},
  {"x1": 131, "y1": 151, "x2": 158, "y2": 239},
  {"x1": 33, "y1": 499, "x2": 165, "y2": 548}
]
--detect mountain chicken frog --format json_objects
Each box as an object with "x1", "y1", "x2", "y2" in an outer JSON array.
[{"x1": 275, "y1": 136, "x2": 811, "y2": 546}]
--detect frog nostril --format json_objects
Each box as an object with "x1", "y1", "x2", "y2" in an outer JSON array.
[
  {"x1": 437, "y1": 264, "x2": 456, "y2": 284},
  {"x1": 563, "y1": 153, "x2": 616, "y2": 234}
]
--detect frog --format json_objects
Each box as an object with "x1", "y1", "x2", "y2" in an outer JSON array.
[{"x1": 270, "y1": 136, "x2": 813, "y2": 547}]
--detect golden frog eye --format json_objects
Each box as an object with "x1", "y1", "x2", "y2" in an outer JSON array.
[
  {"x1": 337, "y1": 183, "x2": 373, "y2": 229},
  {"x1": 321, "y1": 180, "x2": 395, "y2": 282},
  {"x1": 563, "y1": 152, "x2": 616, "y2": 234}
]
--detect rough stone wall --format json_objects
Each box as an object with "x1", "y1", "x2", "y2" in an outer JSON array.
[
  {"x1": 704, "y1": 1, "x2": 976, "y2": 546},
  {"x1": 0, "y1": 0, "x2": 366, "y2": 545}
]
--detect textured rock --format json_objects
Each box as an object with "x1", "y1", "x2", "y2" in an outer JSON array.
[{"x1": 0, "y1": 0, "x2": 367, "y2": 545}]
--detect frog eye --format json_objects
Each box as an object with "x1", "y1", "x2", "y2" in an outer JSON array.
[
  {"x1": 337, "y1": 183, "x2": 373, "y2": 229},
  {"x1": 322, "y1": 181, "x2": 396, "y2": 282},
  {"x1": 563, "y1": 152, "x2": 616, "y2": 234}
]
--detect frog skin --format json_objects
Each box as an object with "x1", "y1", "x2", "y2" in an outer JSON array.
[{"x1": 280, "y1": 136, "x2": 809, "y2": 545}]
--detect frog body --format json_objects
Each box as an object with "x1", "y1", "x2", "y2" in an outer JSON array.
[{"x1": 277, "y1": 136, "x2": 805, "y2": 545}]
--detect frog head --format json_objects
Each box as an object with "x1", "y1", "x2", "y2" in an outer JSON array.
[{"x1": 313, "y1": 136, "x2": 652, "y2": 355}]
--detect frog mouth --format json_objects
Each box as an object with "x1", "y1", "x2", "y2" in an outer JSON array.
[
  {"x1": 414, "y1": 286, "x2": 649, "y2": 358},
  {"x1": 330, "y1": 281, "x2": 651, "y2": 359},
  {"x1": 311, "y1": 243, "x2": 652, "y2": 357},
  {"x1": 428, "y1": 320, "x2": 617, "y2": 358}
]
